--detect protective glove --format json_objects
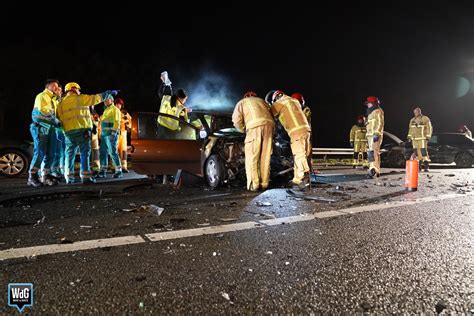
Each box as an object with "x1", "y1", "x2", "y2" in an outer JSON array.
[
  {"x1": 373, "y1": 135, "x2": 379, "y2": 142},
  {"x1": 350, "y1": 141, "x2": 354, "y2": 147},
  {"x1": 110, "y1": 90, "x2": 119, "y2": 96}
]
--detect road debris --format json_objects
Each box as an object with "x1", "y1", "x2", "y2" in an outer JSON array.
[
  {"x1": 33, "y1": 213, "x2": 46, "y2": 226},
  {"x1": 59, "y1": 237, "x2": 73, "y2": 244},
  {"x1": 266, "y1": 251, "x2": 273, "y2": 255},
  {"x1": 218, "y1": 218, "x2": 238, "y2": 222},
  {"x1": 444, "y1": 174, "x2": 455, "y2": 177},
  {"x1": 122, "y1": 204, "x2": 164, "y2": 216},
  {"x1": 256, "y1": 201, "x2": 272, "y2": 207},
  {"x1": 80, "y1": 225, "x2": 93, "y2": 229},
  {"x1": 197, "y1": 223, "x2": 211, "y2": 226},
  {"x1": 221, "y1": 292, "x2": 231, "y2": 301},
  {"x1": 435, "y1": 300, "x2": 447, "y2": 314}
]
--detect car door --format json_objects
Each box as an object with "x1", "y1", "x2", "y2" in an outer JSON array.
[
  {"x1": 130, "y1": 112, "x2": 205, "y2": 176},
  {"x1": 427, "y1": 135, "x2": 443, "y2": 162}
]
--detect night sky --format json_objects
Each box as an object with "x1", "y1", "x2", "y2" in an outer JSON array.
[{"x1": 1, "y1": 3, "x2": 473, "y2": 147}]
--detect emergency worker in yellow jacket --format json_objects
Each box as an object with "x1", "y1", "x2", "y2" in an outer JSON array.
[
  {"x1": 365, "y1": 96, "x2": 384, "y2": 178},
  {"x1": 349, "y1": 115, "x2": 368, "y2": 167},
  {"x1": 407, "y1": 107, "x2": 433, "y2": 171},
  {"x1": 114, "y1": 98, "x2": 131, "y2": 172},
  {"x1": 97, "y1": 97, "x2": 122, "y2": 179},
  {"x1": 232, "y1": 91, "x2": 275, "y2": 191},
  {"x1": 271, "y1": 90, "x2": 311, "y2": 190},
  {"x1": 56, "y1": 82, "x2": 118, "y2": 184}
]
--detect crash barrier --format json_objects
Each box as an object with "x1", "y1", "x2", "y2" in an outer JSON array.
[
  {"x1": 312, "y1": 148, "x2": 354, "y2": 156},
  {"x1": 404, "y1": 160, "x2": 419, "y2": 191}
]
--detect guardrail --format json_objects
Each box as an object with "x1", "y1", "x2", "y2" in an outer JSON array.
[{"x1": 312, "y1": 148, "x2": 353, "y2": 156}]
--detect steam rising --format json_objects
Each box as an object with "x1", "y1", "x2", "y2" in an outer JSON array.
[{"x1": 183, "y1": 71, "x2": 238, "y2": 112}]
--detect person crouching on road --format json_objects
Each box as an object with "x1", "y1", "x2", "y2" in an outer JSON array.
[
  {"x1": 232, "y1": 91, "x2": 275, "y2": 191},
  {"x1": 97, "y1": 96, "x2": 123, "y2": 179},
  {"x1": 56, "y1": 82, "x2": 118, "y2": 184},
  {"x1": 365, "y1": 96, "x2": 384, "y2": 178},
  {"x1": 407, "y1": 107, "x2": 433, "y2": 171},
  {"x1": 349, "y1": 115, "x2": 368, "y2": 167},
  {"x1": 271, "y1": 90, "x2": 311, "y2": 191}
]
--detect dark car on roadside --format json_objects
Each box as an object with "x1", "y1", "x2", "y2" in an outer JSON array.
[
  {"x1": 130, "y1": 111, "x2": 293, "y2": 189},
  {"x1": 381, "y1": 133, "x2": 474, "y2": 168},
  {"x1": 0, "y1": 137, "x2": 33, "y2": 177}
]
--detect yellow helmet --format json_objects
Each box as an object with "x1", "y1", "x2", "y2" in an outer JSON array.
[{"x1": 65, "y1": 82, "x2": 81, "y2": 92}]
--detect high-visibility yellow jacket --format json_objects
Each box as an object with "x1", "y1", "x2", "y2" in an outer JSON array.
[
  {"x1": 120, "y1": 111, "x2": 132, "y2": 132},
  {"x1": 407, "y1": 115, "x2": 432, "y2": 140},
  {"x1": 232, "y1": 96, "x2": 275, "y2": 132},
  {"x1": 33, "y1": 89, "x2": 55, "y2": 116},
  {"x1": 350, "y1": 124, "x2": 367, "y2": 143},
  {"x1": 366, "y1": 107, "x2": 384, "y2": 137},
  {"x1": 271, "y1": 95, "x2": 310, "y2": 137},
  {"x1": 101, "y1": 105, "x2": 121, "y2": 136},
  {"x1": 157, "y1": 95, "x2": 189, "y2": 131},
  {"x1": 57, "y1": 93, "x2": 104, "y2": 133}
]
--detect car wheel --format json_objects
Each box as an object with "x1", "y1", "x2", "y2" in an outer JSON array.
[
  {"x1": 205, "y1": 154, "x2": 225, "y2": 190},
  {"x1": 0, "y1": 150, "x2": 29, "y2": 177},
  {"x1": 455, "y1": 152, "x2": 473, "y2": 168}
]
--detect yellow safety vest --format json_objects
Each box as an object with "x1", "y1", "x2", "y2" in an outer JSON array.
[
  {"x1": 157, "y1": 95, "x2": 188, "y2": 131},
  {"x1": 407, "y1": 115, "x2": 432, "y2": 140},
  {"x1": 57, "y1": 94, "x2": 103, "y2": 133}
]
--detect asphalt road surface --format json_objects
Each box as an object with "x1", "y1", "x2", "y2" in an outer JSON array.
[{"x1": 0, "y1": 167, "x2": 472, "y2": 314}]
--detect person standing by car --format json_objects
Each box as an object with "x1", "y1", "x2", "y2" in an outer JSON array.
[
  {"x1": 97, "y1": 96, "x2": 123, "y2": 179},
  {"x1": 56, "y1": 82, "x2": 117, "y2": 184},
  {"x1": 28, "y1": 79, "x2": 61, "y2": 187},
  {"x1": 157, "y1": 71, "x2": 192, "y2": 131},
  {"x1": 114, "y1": 98, "x2": 131, "y2": 173},
  {"x1": 232, "y1": 91, "x2": 275, "y2": 191},
  {"x1": 271, "y1": 90, "x2": 311, "y2": 191},
  {"x1": 349, "y1": 115, "x2": 368, "y2": 167},
  {"x1": 365, "y1": 96, "x2": 384, "y2": 178},
  {"x1": 407, "y1": 107, "x2": 433, "y2": 171}
]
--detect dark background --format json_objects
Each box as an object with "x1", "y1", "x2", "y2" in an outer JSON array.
[{"x1": 0, "y1": 2, "x2": 473, "y2": 147}]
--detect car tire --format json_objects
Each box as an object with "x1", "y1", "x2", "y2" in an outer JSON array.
[
  {"x1": 455, "y1": 152, "x2": 473, "y2": 168},
  {"x1": 205, "y1": 154, "x2": 225, "y2": 190},
  {"x1": 0, "y1": 149, "x2": 29, "y2": 177}
]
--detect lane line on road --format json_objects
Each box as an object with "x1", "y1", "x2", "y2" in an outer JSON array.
[
  {"x1": 1, "y1": 192, "x2": 472, "y2": 261},
  {"x1": 0, "y1": 235, "x2": 145, "y2": 261}
]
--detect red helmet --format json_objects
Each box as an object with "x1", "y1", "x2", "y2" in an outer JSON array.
[
  {"x1": 243, "y1": 91, "x2": 257, "y2": 98},
  {"x1": 365, "y1": 96, "x2": 380, "y2": 106},
  {"x1": 291, "y1": 93, "x2": 305, "y2": 106},
  {"x1": 114, "y1": 98, "x2": 124, "y2": 106},
  {"x1": 272, "y1": 90, "x2": 285, "y2": 103},
  {"x1": 357, "y1": 115, "x2": 365, "y2": 121}
]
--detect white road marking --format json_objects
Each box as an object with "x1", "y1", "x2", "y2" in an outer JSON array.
[
  {"x1": 0, "y1": 235, "x2": 145, "y2": 261},
  {"x1": 0, "y1": 192, "x2": 472, "y2": 261}
]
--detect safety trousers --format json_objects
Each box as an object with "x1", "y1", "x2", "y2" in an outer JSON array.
[
  {"x1": 244, "y1": 124, "x2": 274, "y2": 191},
  {"x1": 64, "y1": 129, "x2": 93, "y2": 181},
  {"x1": 367, "y1": 135, "x2": 383, "y2": 174},
  {"x1": 412, "y1": 139, "x2": 430, "y2": 162},
  {"x1": 100, "y1": 133, "x2": 122, "y2": 173},
  {"x1": 353, "y1": 140, "x2": 368, "y2": 166},
  {"x1": 29, "y1": 123, "x2": 55, "y2": 175},
  {"x1": 50, "y1": 128, "x2": 65, "y2": 176},
  {"x1": 91, "y1": 133, "x2": 101, "y2": 171},
  {"x1": 117, "y1": 130, "x2": 128, "y2": 170},
  {"x1": 290, "y1": 131, "x2": 312, "y2": 184}
]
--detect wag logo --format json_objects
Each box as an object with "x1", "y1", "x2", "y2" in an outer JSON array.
[{"x1": 8, "y1": 283, "x2": 33, "y2": 313}]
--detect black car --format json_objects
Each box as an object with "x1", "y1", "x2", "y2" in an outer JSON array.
[
  {"x1": 382, "y1": 133, "x2": 474, "y2": 168},
  {"x1": 0, "y1": 137, "x2": 33, "y2": 177}
]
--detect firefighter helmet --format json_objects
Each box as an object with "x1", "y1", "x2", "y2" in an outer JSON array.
[
  {"x1": 243, "y1": 91, "x2": 257, "y2": 98},
  {"x1": 365, "y1": 96, "x2": 380, "y2": 106},
  {"x1": 114, "y1": 98, "x2": 124, "y2": 106},
  {"x1": 272, "y1": 90, "x2": 285, "y2": 103},
  {"x1": 291, "y1": 92, "x2": 305, "y2": 106}
]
